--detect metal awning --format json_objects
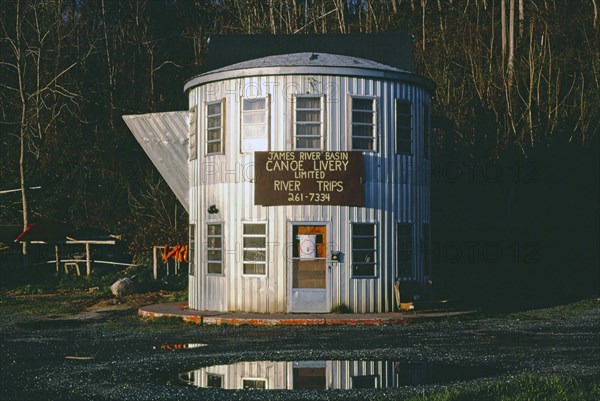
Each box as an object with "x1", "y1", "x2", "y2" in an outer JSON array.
[{"x1": 122, "y1": 111, "x2": 190, "y2": 212}]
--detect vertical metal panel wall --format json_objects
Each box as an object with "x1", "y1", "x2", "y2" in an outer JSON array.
[{"x1": 188, "y1": 72, "x2": 431, "y2": 313}]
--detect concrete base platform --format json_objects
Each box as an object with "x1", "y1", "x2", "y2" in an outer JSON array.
[{"x1": 139, "y1": 302, "x2": 473, "y2": 326}]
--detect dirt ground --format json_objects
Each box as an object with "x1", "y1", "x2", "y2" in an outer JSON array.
[{"x1": 0, "y1": 291, "x2": 598, "y2": 401}]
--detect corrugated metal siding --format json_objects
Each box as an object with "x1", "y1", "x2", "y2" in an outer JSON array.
[
  {"x1": 187, "y1": 361, "x2": 289, "y2": 390},
  {"x1": 188, "y1": 72, "x2": 431, "y2": 313},
  {"x1": 122, "y1": 112, "x2": 190, "y2": 211},
  {"x1": 329, "y1": 360, "x2": 399, "y2": 389}
]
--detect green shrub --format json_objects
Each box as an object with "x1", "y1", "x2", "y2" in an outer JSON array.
[{"x1": 330, "y1": 303, "x2": 353, "y2": 313}]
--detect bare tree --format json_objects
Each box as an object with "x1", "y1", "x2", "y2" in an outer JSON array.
[
  {"x1": 0, "y1": 0, "x2": 89, "y2": 265},
  {"x1": 518, "y1": 0, "x2": 524, "y2": 37},
  {"x1": 501, "y1": 0, "x2": 507, "y2": 64},
  {"x1": 421, "y1": 0, "x2": 427, "y2": 50},
  {"x1": 507, "y1": 0, "x2": 515, "y2": 86}
]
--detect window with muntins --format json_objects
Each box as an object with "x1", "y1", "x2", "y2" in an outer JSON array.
[
  {"x1": 206, "y1": 223, "x2": 223, "y2": 274},
  {"x1": 397, "y1": 223, "x2": 413, "y2": 276},
  {"x1": 188, "y1": 224, "x2": 196, "y2": 276},
  {"x1": 206, "y1": 100, "x2": 223, "y2": 155},
  {"x1": 295, "y1": 96, "x2": 323, "y2": 150},
  {"x1": 423, "y1": 104, "x2": 430, "y2": 159},
  {"x1": 242, "y1": 97, "x2": 268, "y2": 151},
  {"x1": 243, "y1": 379, "x2": 266, "y2": 390},
  {"x1": 351, "y1": 97, "x2": 377, "y2": 151},
  {"x1": 396, "y1": 100, "x2": 412, "y2": 154},
  {"x1": 206, "y1": 373, "x2": 223, "y2": 388},
  {"x1": 189, "y1": 105, "x2": 198, "y2": 160},
  {"x1": 351, "y1": 223, "x2": 376, "y2": 277},
  {"x1": 242, "y1": 223, "x2": 267, "y2": 275},
  {"x1": 423, "y1": 223, "x2": 431, "y2": 276},
  {"x1": 352, "y1": 375, "x2": 379, "y2": 389}
]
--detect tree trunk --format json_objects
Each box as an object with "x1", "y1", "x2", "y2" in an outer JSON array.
[
  {"x1": 421, "y1": 0, "x2": 426, "y2": 50},
  {"x1": 269, "y1": 0, "x2": 276, "y2": 33},
  {"x1": 101, "y1": 0, "x2": 115, "y2": 128},
  {"x1": 518, "y1": 0, "x2": 524, "y2": 37},
  {"x1": 19, "y1": 114, "x2": 29, "y2": 268},
  {"x1": 501, "y1": 0, "x2": 507, "y2": 65},
  {"x1": 508, "y1": 0, "x2": 515, "y2": 86},
  {"x1": 14, "y1": 0, "x2": 29, "y2": 269}
]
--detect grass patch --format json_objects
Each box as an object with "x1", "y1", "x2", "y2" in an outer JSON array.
[
  {"x1": 505, "y1": 298, "x2": 599, "y2": 320},
  {"x1": 163, "y1": 290, "x2": 187, "y2": 303},
  {"x1": 439, "y1": 298, "x2": 599, "y2": 324},
  {"x1": 401, "y1": 375, "x2": 599, "y2": 401},
  {"x1": 1, "y1": 263, "x2": 187, "y2": 298},
  {"x1": 0, "y1": 291, "x2": 108, "y2": 318}
]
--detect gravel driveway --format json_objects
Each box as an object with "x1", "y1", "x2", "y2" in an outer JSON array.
[{"x1": 1, "y1": 295, "x2": 598, "y2": 400}]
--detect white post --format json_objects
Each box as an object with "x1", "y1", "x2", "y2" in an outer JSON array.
[
  {"x1": 55, "y1": 245, "x2": 59, "y2": 273},
  {"x1": 85, "y1": 243, "x2": 91, "y2": 276},
  {"x1": 153, "y1": 246, "x2": 158, "y2": 280}
]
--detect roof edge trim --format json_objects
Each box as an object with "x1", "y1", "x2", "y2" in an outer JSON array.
[{"x1": 184, "y1": 66, "x2": 435, "y2": 93}]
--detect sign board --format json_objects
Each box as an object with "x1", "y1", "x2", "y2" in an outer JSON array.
[{"x1": 254, "y1": 151, "x2": 364, "y2": 206}]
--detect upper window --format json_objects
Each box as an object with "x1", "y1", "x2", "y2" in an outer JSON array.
[
  {"x1": 396, "y1": 100, "x2": 412, "y2": 154},
  {"x1": 243, "y1": 379, "x2": 266, "y2": 390},
  {"x1": 351, "y1": 223, "x2": 376, "y2": 277},
  {"x1": 397, "y1": 223, "x2": 413, "y2": 276},
  {"x1": 206, "y1": 373, "x2": 223, "y2": 388},
  {"x1": 423, "y1": 104, "x2": 430, "y2": 159},
  {"x1": 295, "y1": 96, "x2": 323, "y2": 150},
  {"x1": 189, "y1": 105, "x2": 198, "y2": 160},
  {"x1": 351, "y1": 97, "x2": 377, "y2": 151},
  {"x1": 188, "y1": 224, "x2": 196, "y2": 276},
  {"x1": 241, "y1": 97, "x2": 269, "y2": 152},
  {"x1": 242, "y1": 223, "x2": 267, "y2": 275},
  {"x1": 206, "y1": 100, "x2": 223, "y2": 155},
  {"x1": 206, "y1": 223, "x2": 223, "y2": 274},
  {"x1": 352, "y1": 375, "x2": 379, "y2": 389},
  {"x1": 423, "y1": 223, "x2": 431, "y2": 276}
]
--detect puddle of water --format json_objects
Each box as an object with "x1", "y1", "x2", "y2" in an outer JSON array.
[
  {"x1": 179, "y1": 360, "x2": 501, "y2": 390},
  {"x1": 155, "y1": 343, "x2": 207, "y2": 350}
]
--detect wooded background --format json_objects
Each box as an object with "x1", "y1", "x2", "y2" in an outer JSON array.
[{"x1": 1, "y1": 0, "x2": 598, "y2": 303}]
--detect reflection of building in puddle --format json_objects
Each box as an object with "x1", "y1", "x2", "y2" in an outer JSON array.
[
  {"x1": 180, "y1": 360, "x2": 447, "y2": 390},
  {"x1": 155, "y1": 343, "x2": 207, "y2": 350}
]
